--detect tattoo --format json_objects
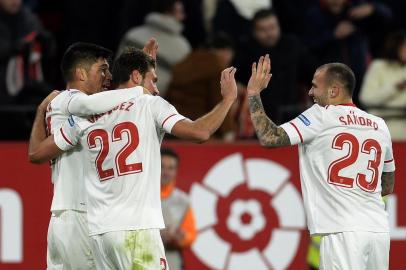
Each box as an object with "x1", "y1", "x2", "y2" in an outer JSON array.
[
  {"x1": 381, "y1": 171, "x2": 395, "y2": 196},
  {"x1": 248, "y1": 95, "x2": 291, "y2": 147}
]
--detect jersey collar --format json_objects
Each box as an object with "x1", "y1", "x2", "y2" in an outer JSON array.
[{"x1": 338, "y1": 103, "x2": 357, "y2": 107}]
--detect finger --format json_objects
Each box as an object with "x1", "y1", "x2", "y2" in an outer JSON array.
[
  {"x1": 264, "y1": 54, "x2": 271, "y2": 75},
  {"x1": 263, "y1": 73, "x2": 272, "y2": 87},
  {"x1": 268, "y1": 56, "x2": 271, "y2": 74},
  {"x1": 257, "y1": 56, "x2": 264, "y2": 76},
  {"x1": 221, "y1": 68, "x2": 228, "y2": 82},
  {"x1": 230, "y1": 67, "x2": 237, "y2": 78},
  {"x1": 225, "y1": 67, "x2": 234, "y2": 81},
  {"x1": 252, "y1": 62, "x2": 257, "y2": 75}
]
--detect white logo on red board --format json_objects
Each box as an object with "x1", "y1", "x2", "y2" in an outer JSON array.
[
  {"x1": 0, "y1": 188, "x2": 23, "y2": 263},
  {"x1": 190, "y1": 153, "x2": 306, "y2": 270}
]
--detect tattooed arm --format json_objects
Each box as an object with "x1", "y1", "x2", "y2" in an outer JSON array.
[
  {"x1": 246, "y1": 54, "x2": 291, "y2": 148},
  {"x1": 381, "y1": 171, "x2": 395, "y2": 196},
  {"x1": 248, "y1": 95, "x2": 291, "y2": 147}
]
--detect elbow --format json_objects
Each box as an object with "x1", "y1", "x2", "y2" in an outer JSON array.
[
  {"x1": 382, "y1": 187, "x2": 394, "y2": 197},
  {"x1": 259, "y1": 138, "x2": 276, "y2": 148},
  {"x1": 193, "y1": 130, "x2": 210, "y2": 144},
  {"x1": 28, "y1": 151, "x2": 46, "y2": 164}
]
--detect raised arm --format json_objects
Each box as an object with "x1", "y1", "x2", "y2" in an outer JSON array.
[
  {"x1": 247, "y1": 55, "x2": 291, "y2": 148},
  {"x1": 66, "y1": 86, "x2": 147, "y2": 116},
  {"x1": 381, "y1": 171, "x2": 395, "y2": 196},
  {"x1": 171, "y1": 67, "x2": 238, "y2": 143}
]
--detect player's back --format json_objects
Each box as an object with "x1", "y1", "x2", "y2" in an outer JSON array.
[
  {"x1": 292, "y1": 104, "x2": 394, "y2": 235},
  {"x1": 46, "y1": 90, "x2": 86, "y2": 212},
  {"x1": 73, "y1": 95, "x2": 183, "y2": 235}
]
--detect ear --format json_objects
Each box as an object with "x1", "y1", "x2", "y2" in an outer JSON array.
[
  {"x1": 130, "y1": 70, "x2": 142, "y2": 84},
  {"x1": 75, "y1": 67, "x2": 87, "y2": 81},
  {"x1": 330, "y1": 85, "x2": 339, "y2": 98}
]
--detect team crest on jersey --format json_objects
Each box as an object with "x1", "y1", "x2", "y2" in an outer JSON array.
[
  {"x1": 298, "y1": 114, "x2": 311, "y2": 126},
  {"x1": 68, "y1": 115, "x2": 75, "y2": 127}
]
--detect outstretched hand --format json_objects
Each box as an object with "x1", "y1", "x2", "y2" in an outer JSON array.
[
  {"x1": 247, "y1": 54, "x2": 272, "y2": 97},
  {"x1": 142, "y1": 38, "x2": 158, "y2": 60},
  {"x1": 220, "y1": 67, "x2": 238, "y2": 103}
]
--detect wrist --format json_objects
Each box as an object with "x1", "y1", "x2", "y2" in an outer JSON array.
[
  {"x1": 222, "y1": 96, "x2": 236, "y2": 104},
  {"x1": 247, "y1": 92, "x2": 260, "y2": 98}
]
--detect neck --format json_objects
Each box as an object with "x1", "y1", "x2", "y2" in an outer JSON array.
[
  {"x1": 66, "y1": 82, "x2": 92, "y2": 95},
  {"x1": 117, "y1": 82, "x2": 133, "y2": 89},
  {"x1": 330, "y1": 97, "x2": 354, "y2": 106}
]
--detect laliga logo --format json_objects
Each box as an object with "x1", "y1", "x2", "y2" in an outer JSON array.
[{"x1": 190, "y1": 153, "x2": 306, "y2": 270}]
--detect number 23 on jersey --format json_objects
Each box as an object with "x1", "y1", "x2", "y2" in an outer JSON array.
[{"x1": 328, "y1": 132, "x2": 382, "y2": 192}]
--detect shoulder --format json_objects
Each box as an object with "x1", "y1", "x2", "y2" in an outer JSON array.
[
  {"x1": 295, "y1": 104, "x2": 326, "y2": 126},
  {"x1": 50, "y1": 90, "x2": 80, "y2": 105},
  {"x1": 307, "y1": 104, "x2": 326, "y2": 114}
]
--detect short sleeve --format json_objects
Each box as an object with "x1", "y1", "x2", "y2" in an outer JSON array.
[
  {"x1": 54, "y1": 115, "x2": 82, "y2": 151},
  {"x1": 280, "y1": 104, "x2": 324, "y2": 145},
  {"x1": 150, "y1": 97, "x2": 186, "y2": 133},
  {"x1": 383, "y1": 142, "x2": 396, "y2": 172}
]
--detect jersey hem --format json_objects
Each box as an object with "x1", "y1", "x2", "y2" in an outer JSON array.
[{"x1": 89, "y1": 225, "x2": 165, "y2": 236}]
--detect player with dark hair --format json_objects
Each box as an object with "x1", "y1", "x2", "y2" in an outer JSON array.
[
  {"x1": 247, "y1": 55, "x2": 395, "y2": 270},
  {"x1": 29, "y1": 41, "x2": 157, "y2": 269},
  {"x1": 29, "y1": 47, "x2": 238, "y2": 269}
]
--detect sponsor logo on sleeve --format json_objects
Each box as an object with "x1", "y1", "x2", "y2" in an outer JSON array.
[
  {"x1": 298, "y1": 114, "x2": 311, "y2": 126},
  {"x1": 68, "y1": 115, "x2": 75, "y2": 127}
]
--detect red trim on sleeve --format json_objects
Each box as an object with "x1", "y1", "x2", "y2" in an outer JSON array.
[
  {"x1": 60, "y1": 127, "x2": 74, "y2": 146},
  {"x1": 290, "y1": 122, "x2": 304, "y2": 143},
  {"x1": 161, "y1": 114, "x2": 177, "y2": 128},
  {"x1": 384, "y1": 159, "x2": 394, "y2": 163}
]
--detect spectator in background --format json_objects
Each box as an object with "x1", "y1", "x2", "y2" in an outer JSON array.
[
  {"x1": 302, "y1": 0, "x2": 392, "y2": 105},
  {"x1": 212, "y1": 0, "x2": 272, "y2": 44},
  {"x1": 360, "y1": 31, "x2": 406, "y2": 141},
  {"x1": 234, "y1": 9, "x2": 316, "y2": 124},
  {"x1": 272, "y1": 0, "x2": 317, "y2": 35},
  {"x1": 160, "y1": 148, "x2": 197, "y2": 270},
  {"x1": 118, "y1": 0, "x2": 191, "y2": 96},
  {"x1": 0, "y1": 0, "x2": 53, "y2": 104},
  {"x1": 166, "y1": 33, "x2": 236, "y2": 140}
]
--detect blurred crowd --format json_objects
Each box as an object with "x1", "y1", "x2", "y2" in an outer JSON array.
[{"x1": 0, "y1": 0, "x2": 405, "y2": 140}]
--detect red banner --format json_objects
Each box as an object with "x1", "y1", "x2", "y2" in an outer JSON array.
[{"x1": 1, "y1": 142, "x2": 405, "y2": 269}]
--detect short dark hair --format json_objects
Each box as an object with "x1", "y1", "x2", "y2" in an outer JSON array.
[
  {"x1": 319, "y1": 63, "x2": 356, "y2": 97},
  {"x1": 60, "y1": 42, "x2": 112, "y2": 82},
  {"x1": 112, "y1": 47, "x2": 156, "y2": 85},
  {"x1": 382, "y1": 31, "x2": 406, "y2": 62},
  {"x1": 252, "y1": 9, "x2": 277, "y2": 27},
  {"x1": 161, "y1": 148, "x2": 179, "y2": 162},
  {"x1": 206, "y1": 32, "x2": 235, "y2": 50}
]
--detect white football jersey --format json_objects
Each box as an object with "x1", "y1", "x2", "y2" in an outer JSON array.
[
  {"x1": 46, "y1": 87, "x2": 144, "y2": 212},
  {"x1": 54, "y1": 95, "x2": 185, "y2": 235},
  {"x1": 281, "y1": 104, "x2": 395, "y2": 235},
  {"x1": 46, "y1": 90, "x2": 87, "y2": 211}
]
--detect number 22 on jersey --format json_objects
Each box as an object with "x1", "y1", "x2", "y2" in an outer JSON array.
[
  {"x1": 328, "y1": 132, "x2": 382, "y2": 192},
  {"x1": 87, "y1": 122, "x2": 142, "y2": 181}
]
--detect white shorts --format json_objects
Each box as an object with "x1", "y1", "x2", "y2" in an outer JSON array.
[
  {"x1": 90, "y1": 229, "x2": 168, "y2": 270},
  {"x1": 320, "y1": 231, "x2": 390, "y2": 270},
  {"x1": 47, "y1": 210, "x2": 95, "y2": 270}
]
